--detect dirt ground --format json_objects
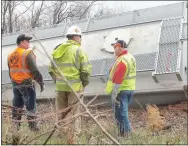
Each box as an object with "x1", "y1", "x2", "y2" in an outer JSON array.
[{"x1": 36, "y1": 100, "x2": 187, "y2": 130}]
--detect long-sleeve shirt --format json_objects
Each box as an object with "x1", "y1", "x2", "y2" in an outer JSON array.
[
  {"x1": 112, "y1": 50, "x2": 128, "y2": 84},
  {"x1": 27, "y1": 51, "x2": 44, "y2": 86}
]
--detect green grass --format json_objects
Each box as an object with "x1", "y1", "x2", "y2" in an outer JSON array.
[
  {"x1": 117, "y1": 128, "x2": 187, "y2": 145},
  {"x1": 2, "y1": 122, "x2": 187, "y2": 145}
]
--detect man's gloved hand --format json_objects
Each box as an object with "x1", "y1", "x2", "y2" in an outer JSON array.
[
  {"x1": 115, "y1": 94, "x2": 120, "y2": 106},
  {"x1": 80, "y1": 72, "x2": 89, "y2": 87},
  {"x1": 112, "y1": 94, "x2": 120, "y2": 105},
  {"x1": 111, "y1": 84, "x2": 120, "y2": 105},
  {"x1": 40, "y1": 84, "x2": 44, "y2": 92}
]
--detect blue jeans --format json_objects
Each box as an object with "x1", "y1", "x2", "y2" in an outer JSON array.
[
  {"x1": 12, "y1": 83, "x2": 36, "y2": 125},
  {"x1": 112, "y1": 90, "x2": 135, "y2": 135}
]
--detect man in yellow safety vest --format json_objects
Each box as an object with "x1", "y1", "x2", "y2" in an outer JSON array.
[
  {"x1": 48, "y1": 26, "x2": 92, "y2": 142},
  {"x1": 105, "y1": 40, "x2": 136, "y2": 136}
]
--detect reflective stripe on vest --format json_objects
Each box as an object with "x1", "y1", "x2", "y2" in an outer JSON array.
[
  {"x1": 8, "y1": 48, "x2": 34, "y2": 84},
  {"x1": 56, "y1": 78, "x2": 81, "y2": 84},
  {"x1": 10, "y1": 69, "x2": 31, "y2": 73},
  {"x1": 105, "y1": 54, "x2": 136, "y2": 94},
  {"x1": 56, "y1": 62, "x2": 90, "y2": 68},
  {"x1": 56, "y1": 48, "x2": 90, "y2": 69},
  {"x1": 75, "y1": 48, "x2": 80, "y2": 69},
  {"x1": 109, "y1": 57, "x2": 136, "y2": 81},
  {"x1": 51, "y1": 41, "x2": 92, "y2": 92}
]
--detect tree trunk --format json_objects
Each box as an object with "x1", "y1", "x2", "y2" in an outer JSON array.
[{"x1": 8, "y1": 1, "x2": 13, "y2": 33}]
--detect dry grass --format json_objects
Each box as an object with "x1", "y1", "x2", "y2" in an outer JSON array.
[
  {"x1": 146, "y1": 104, "x2": 165, "y2": 132},
  {"x1": 1, "y1": 100, "x2": 188, "y2": 145}
]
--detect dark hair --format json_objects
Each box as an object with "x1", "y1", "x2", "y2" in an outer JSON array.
[
  {"x1": 17, "y1": 34, "x2": 32, "y2": 45},
  {"x1": 113, "y1": 40, "x2": 127, "y2": 48}
]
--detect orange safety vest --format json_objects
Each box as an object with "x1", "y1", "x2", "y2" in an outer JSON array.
[{"x1": 8, "y1": 48, "x2": 35, "y2": 84}]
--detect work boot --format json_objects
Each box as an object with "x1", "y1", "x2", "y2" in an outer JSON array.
[
  {"x1": 12, "y1": 135, "x2": 20, "y2": 145},
  {"x1": 28, "y1": 116, "x2": 39, "y2": 132},
  {"x1": 12, "y1": 111, "x2": 22, "y2": 131},
  {"x1": 16, "y1": 122, "x2": 21, "y2": 131},
  {"x1": 28, "y1": 122, "x2": 40, "y2": 132}
]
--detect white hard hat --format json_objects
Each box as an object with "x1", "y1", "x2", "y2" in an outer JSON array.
[{"x1": 66, "y1": 26, "x2": 82, "y2": 36}]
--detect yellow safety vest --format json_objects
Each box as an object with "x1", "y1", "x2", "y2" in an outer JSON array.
[
  {"x1": 48, "y1": 40, "x2": 92, "y2": 92},
  {"x1": 105, "y1": 53, "x2": 136, "y2": 94}
]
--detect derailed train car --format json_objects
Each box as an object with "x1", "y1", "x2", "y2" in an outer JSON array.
[{"x1": 2, "y1": 2, "x2": 187, "y2": 108}]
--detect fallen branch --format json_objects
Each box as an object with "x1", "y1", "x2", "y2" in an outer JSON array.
[
  {"x1": 86, "y1": 95, "x2": 99, "y2": 106},
  {"x1": 11, "y1": 102, "x2": 78, "y2": 123},
  {"x1": 88, "y1": 101, "x2": 109, "y2": 107},
  {"x1": 81, "y1": 109, "x2": 112, "y2": 118},
  {"x1": 57, "y1": 111, "x2": 87, "y2": 125},
  {"x1": 2, "y1": 104, "x2": 25, "y2": 112}
]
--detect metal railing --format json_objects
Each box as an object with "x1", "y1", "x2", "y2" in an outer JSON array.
[{"x1": 153, "y1": 17, "x2": 182, "y2": 74}]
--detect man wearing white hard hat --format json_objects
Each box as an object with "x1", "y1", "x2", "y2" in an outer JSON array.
[{"x1": 48, "y1": 26, "x2": 92, "y2": 143}]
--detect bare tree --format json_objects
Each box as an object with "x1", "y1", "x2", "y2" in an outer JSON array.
[
  {"x1": 7, "y1": 1, "x2": 13, "y2": 33},
  {"x1": 93, "y1": 5, "x2": 116, "y2": 18},
  {"x1": 43, "y1": 1, "x2": 96, "y2": 25},
  {"x1": 2, "y1": 1, "x2": 128, "y2": 34},
  {"x1": 78, "y1": 1, "x2": 96, "y2": 20},
  {"x1": 92, "y1": 3, "x2": 129, "y2": 18},
  {"x1": 1, "y1": 1, "x2": 35, "y2": 34},
  {"x1": 11, "y1": 1, "x2": 35, "y2": 24},
  {"x1": 30, "y1": 1, "x2": 45, "y2": 28},
  {"x1": 51, "y1": 1, "x2": 68, "y2": 24},
  {"x1": 7, "y1": 1, "x2": 22, "y2": 33},
  {"x1": 1, "y1": 0, "x2": 9, "y2": 33}
]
